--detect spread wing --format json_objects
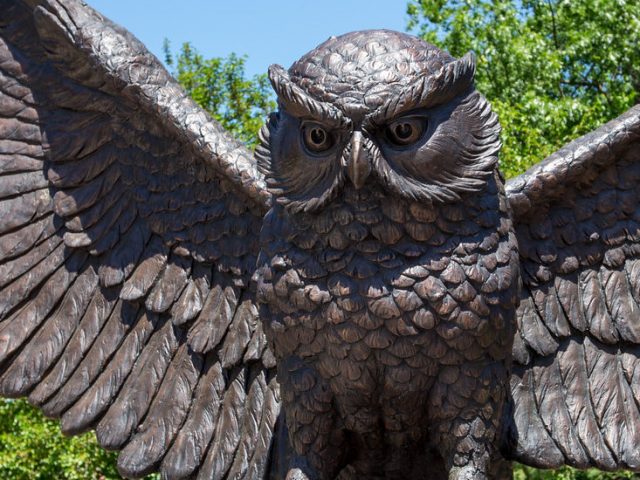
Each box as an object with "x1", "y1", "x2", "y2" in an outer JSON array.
[
  {"x1": 504, "y1": 104, "x2": 640, "y2": 470},
  {"x1": 0, "y1": 1, "x2": 282, "y2": 478}
]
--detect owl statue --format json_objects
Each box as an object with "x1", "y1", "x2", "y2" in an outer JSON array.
[{"x1": 1, "y1": 1, "x2": 640, "y2": 480}]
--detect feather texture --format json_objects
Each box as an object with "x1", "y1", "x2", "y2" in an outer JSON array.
[
  {"x1": 96, "y1": 319, "x2": 180, "y2": 450},
  {"x1": 0, "y1": 265, "x2": 98, "y2": 396},
  {"x1": 161, "y1": 356, "x2": 227, "y2": 479},
  {"x1": 117, "y1": 344, "x2": 204, "y2": 477},
  {"x1": 506, "y1": 104, "x2": 640, "y2": 470},
  {"x1": 61, "y1": 311, "x2": 157, "y2": 434}
]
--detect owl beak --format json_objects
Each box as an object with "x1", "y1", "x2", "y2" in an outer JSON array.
[{"x1": 347, "y1": 131, "x2": 370, "y2": 189}]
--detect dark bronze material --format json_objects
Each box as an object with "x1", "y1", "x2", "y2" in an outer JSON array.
[{"x1": 1, "y1": 1, "x2": 639, "y2": 479}]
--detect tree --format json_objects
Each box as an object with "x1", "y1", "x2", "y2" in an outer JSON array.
[
  {"x1": 163, "y1": 41, "x2": 276, "y2": 148},
  {"x1": 407, "y1": 0, "x2": 640, "y2": 177},
  {"x1": 514, "y1": 464, "x2": 637, "y2": 479},
  {"x1": 0, "y1": 399, "x2": 122, "y2": 480}
]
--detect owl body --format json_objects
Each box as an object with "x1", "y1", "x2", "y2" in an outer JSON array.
[
  {"x1": 256, "y1": 172, "x2": 520, "y2": 478},
  {"x1": 250, "y1": 29, "x2": 523, "y2": 479}
]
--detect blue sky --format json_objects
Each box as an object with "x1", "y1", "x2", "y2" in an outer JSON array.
[{"x1": 87, "y1": 1, "x2": 412, "y2": 78}]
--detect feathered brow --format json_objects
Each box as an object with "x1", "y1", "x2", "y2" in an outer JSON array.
[
  {"x1": 268, "y1": 64, "x2": 351, "y2": 129},
  {"x1": 366, "y1": 52, "x2": 477, "y2": 127}
]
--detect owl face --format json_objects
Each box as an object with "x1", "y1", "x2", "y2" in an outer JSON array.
[{"x1": 257, "y1": 30, "x2": 501, "y2": 212}]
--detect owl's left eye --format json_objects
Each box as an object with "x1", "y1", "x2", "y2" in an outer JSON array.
[
  {"x1": 301, "y1": 123, "x2": 334, "y2": 153},
  {"x1": 385, "y1": 117, "x2": 426, "y2": 147}
]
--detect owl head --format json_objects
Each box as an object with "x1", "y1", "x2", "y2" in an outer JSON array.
[{"x1": 256, "y1": 30, "x2": 501, "y2": 213}]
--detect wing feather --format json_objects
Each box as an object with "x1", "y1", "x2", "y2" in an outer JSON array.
[
  {"x1": 557, "y1": 339, "x2": 616, "y2": 469},
  {"x1": 0, "y1": 235, "x2": 67, "y2": 317},
  {"x1": 602, "y1": 267, "x2": 640, "y2": 342},
  {"x1": 117, "y1": 344, "x2": 204, "y2": 478},
  {"x1": 120, "y1": 235, "x2": 169, "y2": 301},
  {"x1": 97, "y1": 223, "x2": 151, "y2": 288},
  {"x1": 47, "y1": 143, "x2": 118, "y2": 188},
  {"x1": 61, "y1": 311, "x2": 157, "y2": 435},
  {"x1": 0, "y1": 265, "x2": 98, "y2": 395},
  {"x1": 145, "y1": 253, "x2": 192, "y2": 313},
  {"x1": 245, "y1": 376, "x2": 281, "y2": 479},
  {"x1": 61, "y1": 192, "x2": 127, "y2": 248},
  {"x1": 95, "y1": 319, "x2": 181, "y2": 450},
  {"x1": 220, "y1": 296, "x2": 259, "y2": 368},
  {"x1": 532, "y1": 351, "x2": 589, "y2": 466},
  {"x1": 0, "y1": 170, "x2": 48, "y2": 195},
  {"x1": 28, "y1": 286, "x2": 120, "y2": 405},
  {"x1": 161, "y1": 356, "x2": 227, "y2": 479},
  {"x1": 0, "y1": 248, "x2": 85, "y2": 359},
  {"x1": 555, "y1": 273, "x2": 586, "y2": 331},
  {"x1": 53, "y1": 163, "x2": 120, "y2": 217},
  {"x1": 64, "y1": 189, "x2": 124, "y2": 234},
  {"x1": 41, "y1": 299, "x2": 141, "y2": 418},
  {"x1": 0, "y1": 231, "x2": 62, "y2": 287},
  {"x1": 0, "y1": 188, "x2": 52, "y2": 235},
  {"x1": 187, "y1": 271, "x2": 241, "y2": 354},
  {"x1": 0, "y1": 214, "x2": 59, "y2": 260},
  {"x1": 197, "y1": 366, "x2": 248, "y2": 480},
  {"x1": 171, "y1": 262, "x2": 212, "y2": 325},
  {"x1": 228, "y1": 369, "x2": 267, "y2": 479},
  {"x1": 581, "y1": 269, "x2": 619, "y2": 343},
  {"x1": 505, "y1": 104, "x2": 640, "y2": 470}
]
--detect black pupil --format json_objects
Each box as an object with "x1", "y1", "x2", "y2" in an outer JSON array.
[
  {"x1": 395, "y1": 123, "x2": 413, "y2": 139},
  {"x1": 310, "y1": 128, "x2": 326, "y2": 145}
]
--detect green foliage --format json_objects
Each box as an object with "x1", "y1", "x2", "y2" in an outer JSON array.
[
  {"x1": 407, "y1": 0, "x2": 640, "y2": 177},
  {"x1": 163, "y1": 40, "x2": 276, "y2": 148},
  {"x1": 514, "y1": 463, "x2": 639, "y2": 479},
  {"x1": 0, "y1": 398, "x2": 120, "y2": 480}
]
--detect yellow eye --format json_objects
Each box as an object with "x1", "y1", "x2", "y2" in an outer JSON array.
[
  {"x1": 385, "y1": 117, "x2": 426, "y2": 146},
  {"x1": 302, "y1": 123, "x2": 334, "y2": 153}
]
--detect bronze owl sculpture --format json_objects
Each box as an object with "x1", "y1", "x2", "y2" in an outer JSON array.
[{"x1": 1, "y1": 1, "x2": 640, "y2": 479}]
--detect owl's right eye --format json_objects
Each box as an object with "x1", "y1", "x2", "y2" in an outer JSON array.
[
  {"x1": 301, "y1": 123, "x2": 334, "y2": 154},
  {"x1": 385, "y1": 117, "x2": 426, "y2": 147}
]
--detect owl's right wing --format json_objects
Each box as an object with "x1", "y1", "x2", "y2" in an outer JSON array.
[
  {"x1": 0, "y1": 1, "x2": 281, "y2": 479},
  {"x1": 503, "y1": 104, "x2": 640, "y2": 470}
]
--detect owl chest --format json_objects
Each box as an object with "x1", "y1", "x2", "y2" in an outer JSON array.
[{"x1": 257, "y1": 198, "x2": 519, "y2": 380}]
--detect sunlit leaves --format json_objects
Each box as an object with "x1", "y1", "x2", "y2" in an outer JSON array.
[
  {"x1": 163, "y1": 41, "x2": 276, "y2": 149},
  {"x1": 0, "y1": 399, "x2": 122, "y2": 480},
  {"x1": 513, "y1": 463, "x2": 638, "y2": 479}
]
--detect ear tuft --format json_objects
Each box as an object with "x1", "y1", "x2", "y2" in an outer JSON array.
[{"x1": 256, "y1": 112, "x2": 278, "y2": 177}]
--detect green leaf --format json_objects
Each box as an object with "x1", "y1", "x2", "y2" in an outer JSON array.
[
  {"x1": 164, "y1": 41, "x2": 276, "y2": 149},
  {"x1": 0, "y1": 399, "x2": 158, "y2": 480}
]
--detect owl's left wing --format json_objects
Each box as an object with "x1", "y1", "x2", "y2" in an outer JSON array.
[{"x1": 503, "y1": 104, "x2": 640, "y2": 470}]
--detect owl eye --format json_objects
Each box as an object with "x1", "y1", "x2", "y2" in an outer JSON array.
[
  {"x1": 302, "y1": 123, "x2": 334, "y2": 153},
  {"x1": 385, "y1": 117, "x2": 426, "y2": 147}
]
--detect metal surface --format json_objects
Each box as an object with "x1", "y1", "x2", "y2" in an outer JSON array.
[{"x1": 1, "y1": 1, "x2": 639, "y2": 479}]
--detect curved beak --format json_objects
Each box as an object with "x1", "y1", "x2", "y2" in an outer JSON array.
[{"x1": 347, "y1": 131, "x2": 370, "y2": 189}]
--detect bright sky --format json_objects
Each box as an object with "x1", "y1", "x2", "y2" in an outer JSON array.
[{"x1": 87, "y1": 1, "x2": 412, "y2": 78}]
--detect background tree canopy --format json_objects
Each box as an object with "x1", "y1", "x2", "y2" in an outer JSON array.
[
  {"x1": 163, "y1": 41, "x2": 275, "y2": 149},
  {"x1": 1, "y1": 1, "x2": 640, "y2": 478}
]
